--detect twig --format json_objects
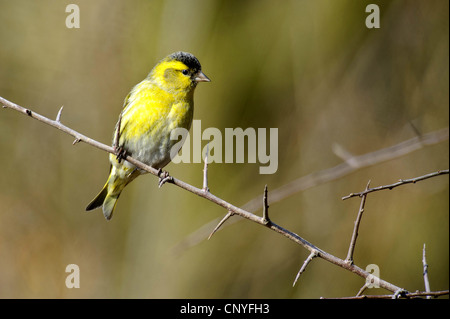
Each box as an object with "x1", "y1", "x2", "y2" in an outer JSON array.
[
  {"x1": 345, "y1": 180, "x2": 371, "y2": 264},
  {"x1": 423, "y1": 243, "x2": 431, "y2": 299},
  {"x1": 203, "y1": 143, "x2": 209, "y2": 192},
  {"x1": 293, "y1": 250, "x2": 318, "y2": 287},
  {"x1": 342, "y1": 170, "x2": 449, "y2": 200},
  {"x1": 0, "y1": 96, "x2": 119, "y2": 156},
  {"x1": 262, "y1": 185, "x2": 270, "y2": 225}
]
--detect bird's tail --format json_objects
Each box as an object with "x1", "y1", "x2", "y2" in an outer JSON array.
[{"x1": 86, "y1": 168, "x2": 128, "y2": 220}]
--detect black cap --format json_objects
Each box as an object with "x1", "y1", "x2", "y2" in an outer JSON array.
[{"x1": 167, "y1": 51, "x2": 202, "y2": 72}]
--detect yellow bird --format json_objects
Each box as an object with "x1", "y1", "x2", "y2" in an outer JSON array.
[{"x1": 86, "y1": 51, "x2": 210, "y2": 220}]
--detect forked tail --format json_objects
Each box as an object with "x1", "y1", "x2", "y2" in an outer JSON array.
[{"x1": 86, "y1": 174, "x2": 124, "y2": 220}]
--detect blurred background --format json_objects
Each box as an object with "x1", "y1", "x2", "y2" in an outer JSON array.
[{"x1": 0, "y1": 0, "x2": 448, "y2": 298}]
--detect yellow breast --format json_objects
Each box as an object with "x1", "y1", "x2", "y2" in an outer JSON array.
[{"x1": 114, "y1": 79, "x2": 194, "y2": 168}]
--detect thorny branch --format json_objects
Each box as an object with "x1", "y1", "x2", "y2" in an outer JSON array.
[
  {"x1": 1, "y1": 95, "x2": 448, "y2": 298},
  {"x1": 178, "y1": 126, "x2": 449, "y2": 250},
  {"x1": 342, "y1": 170, "x2": 449, "y2": 200}
]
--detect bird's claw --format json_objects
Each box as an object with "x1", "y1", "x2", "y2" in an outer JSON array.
[
  {"x1": 392, "y1": 289, "x2": 408, "y2": 299},
  {"x1": 114, "y1": 146, "x2": 127, "y2": 163},
  {"x1": 158, "y1": 169, "x2": 173, "y2": 188}
]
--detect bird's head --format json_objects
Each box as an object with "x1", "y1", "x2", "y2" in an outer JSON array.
[{"x1": 149, "y1": 51, "x2": 210, "y2": 93}]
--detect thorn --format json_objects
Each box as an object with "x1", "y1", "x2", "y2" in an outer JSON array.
[
  {"x1": 293, "y1": 250, "x2": 318, "y2": 287},
  {"x1": 208, "y1": 211, "x2": 234, "y2": 240},
  {"x1": 262, "y1": 184, "x2": 270, "y2": 225},
  {"x1": 56, "y1": 106, "x2": 64, "y2": 122},
  {"x1": 25, "y1": 109, "x2": 32, "y2": 116},
  {"x1": 72, "y1": 138, "x2": 81, "y2": 145},
  {"x1": 342, "y1": 193, "x2": 353, "y2": 200},
  {"x1": 356, "y1": 283, "x2": 368, "y2": 297},
  {"x1": 203, "y1": 143, "x2": 210, "y2": 193}
]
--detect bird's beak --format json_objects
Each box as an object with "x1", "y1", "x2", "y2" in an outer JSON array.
[{"x1": 194, "y1": 71, "x2": 211, "y2": 82}]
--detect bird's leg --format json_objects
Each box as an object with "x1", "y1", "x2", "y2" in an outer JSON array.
[{"x1": 157, "y1": 169, "x2": 173, "y2": 188}]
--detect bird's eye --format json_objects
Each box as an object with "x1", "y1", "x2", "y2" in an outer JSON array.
[{"x1": 181, "y1": 69, "x2": 189, "y2": 76}]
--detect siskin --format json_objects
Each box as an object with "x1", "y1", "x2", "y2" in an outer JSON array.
[{"x1": 86, "y1": 51, "x2": 210, "y2": 220}]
